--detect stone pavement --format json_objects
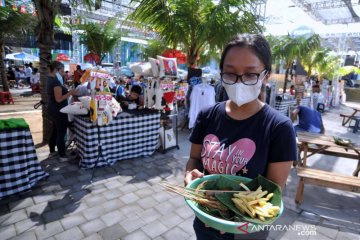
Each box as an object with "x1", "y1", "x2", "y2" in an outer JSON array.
[{"x1": 0, "y1": 94, "x2": 359, "y2": 240}]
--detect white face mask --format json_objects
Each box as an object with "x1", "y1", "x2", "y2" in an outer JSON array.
[
  {"x1": 55, "y1": 72, "x2": 63, "y2": 85},
  {"x1": 223, "y1": 78, "x2": 263, "y2": 107}
]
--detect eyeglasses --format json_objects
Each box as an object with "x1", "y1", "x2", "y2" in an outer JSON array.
[{"x1": 220, "y1": 69, "x2": 268, "y2": 85}]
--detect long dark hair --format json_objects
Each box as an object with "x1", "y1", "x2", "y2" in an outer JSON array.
[{"x1": 219, "y1": 34, "x2": 272, "y2": 73}]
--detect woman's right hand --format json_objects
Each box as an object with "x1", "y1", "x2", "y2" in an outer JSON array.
[
  {"x1": 68, "y1": 89, "x2": 78, "y2": 96},
  {"x1": 184, "y1": 169, "x2": 204, "y2": 186}
]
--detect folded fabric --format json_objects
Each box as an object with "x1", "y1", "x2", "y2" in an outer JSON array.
[
  {"x1": 149, "y1": 57, "x2": 160, "y2": 77},
  {"x1": 60, "y1": 102, "x2": 89, "y2": 115},
  {"x1": 79, "y1": 96, "x2": 91, "y2": 109},
  {"x1": 130, "y1": 62, "x2": 152, "y2": 76},
  {"x1": 0, "y1": 118, "x2": 29, "y2": 130}
]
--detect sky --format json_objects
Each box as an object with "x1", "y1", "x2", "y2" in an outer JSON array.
[{"x1": 264, "y1": 0, "x2": 360, "y2": 36}]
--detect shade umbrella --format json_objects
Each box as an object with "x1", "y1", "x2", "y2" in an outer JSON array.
[
  {"x1": 5, "y1": 52, "x2": 39, "y2": 62},
  {"x1": 162, "y1": 49, "x2": 187, "y2": 64},
  {"x1": 53, "y1": 53, "x2": 71, "y2": 61},
  {"x1": 84, "y1": 53, "x2": 100, "y2": 65}
]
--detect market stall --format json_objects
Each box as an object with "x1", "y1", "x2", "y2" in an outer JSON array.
[
  {"x1": 0, "y1": 118, "x2": 48, "y2": 198},
  {"x1": 74, "y1": 109, "x2": 160, "y2": 169}
]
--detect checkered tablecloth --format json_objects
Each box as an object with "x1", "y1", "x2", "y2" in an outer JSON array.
[
  {"x1": 0, "y1": 128, "x2": 48, "y2": 198},
  {"x1": 74, "y1": 110, "x2": 161, "y2": 169}
]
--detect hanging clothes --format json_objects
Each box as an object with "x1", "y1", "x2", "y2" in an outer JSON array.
[{"x1": 189, "y1": 83, "x2": 215, "y2": 129}]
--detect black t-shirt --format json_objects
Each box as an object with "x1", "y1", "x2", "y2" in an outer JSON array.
[
  {"x1": 187, "y1": 67, "x2": 202, "y2": 83},
  {"x1": 46, "y1": 76, "x2": 68, "y2": 117},
  {"x1": 189, "y1": 102, "x2": 297, "y2": 179}
]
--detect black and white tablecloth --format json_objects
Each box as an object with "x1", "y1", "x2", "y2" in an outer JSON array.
[
  {"x1": 74, "y1": 110, "x2": 161, "y2": 169},
  {"x1": 0, "y1": 128, "x2": 48, "y2": 198}
]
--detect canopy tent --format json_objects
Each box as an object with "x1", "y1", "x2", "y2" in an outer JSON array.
[
  {"x1": 84, "y1": 52, "x2": 100, "y2": 65},
  {"x1": 5, "y1": 52, "x2": 39, "y2": 62},
  {"x1": 53, "y1": 53, "x2": 71, "y2": 62},
  {"x1": 162, "y1": 49, "x2": 187, "y2": 64}
]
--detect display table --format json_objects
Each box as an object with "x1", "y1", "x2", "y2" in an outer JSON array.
[
  {"x1": 274, "y1": 97, "x2": 310, "y2": 116},
  {"x1": 0, "y1": 119, "x2": 48, "y2": 198},
  {"x1": 74, "y1": 109, "x2": 161, "y2": 169}
]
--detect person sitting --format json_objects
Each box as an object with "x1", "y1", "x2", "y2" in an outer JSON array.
[
  {"x1": 291, "y1": 104, "x2": 324, "y2": 134},
  {"x1": 120, "y1": 85, "x2": 144, "y2": 110},
  {"x1": 30, "y1": 68, "x2": 40, "y2": 93}
]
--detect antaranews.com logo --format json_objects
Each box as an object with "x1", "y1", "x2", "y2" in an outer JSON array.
[{"x1": 238, "y1": 222, "x2": 317, "y2": 236}]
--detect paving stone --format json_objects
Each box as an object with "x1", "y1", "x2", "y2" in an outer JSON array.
[
  {"x1": 154, "y1": 202, "x2": 174, "y2": 216},
  {"x1": 83, "y1": 205, "x2": 106, "y2": 220},
  {"x1": 162, "y1": 226, "x2": 190, "y2": 240},
  {"x1": 86, "y1": 183, "x2": 107, "y2": 195},
  {"x1": 0, "y1": 204, "x2": 10, "y2": 215},
  {"x1": 79, "y1": 218, "x2": 107, "y2": 236},
  {"x1": 102, "y1": 198, "x2": 125, "y2": 212},
  {"x1": 119, "y1": 215, "x2": 147, "y2": 233},
  {"x1": 178, "y1": 217, "x2": 195, "y2": 235},
  {"x1": 65, "y1": 201, "x2": 88, "y2": 215},
  {"x1": 168, "y1": 195, "x2": 186, "y2": 208},
  {"x1": 120, "y1": 192, "x2": 140, "y2": 204},
  {"x1": 100, "y1": 210, "x2": 125, "y2": 227},
  {"x1": 175, "y1": 205, "x2": 194, "y2": 219},
  {"x1": 35, "y1": 221, "x2": 64, "y2": 239},
  {"x1": 308, "y1": 232, "x2": 332, "y2": 240},
  {"x1": 9, "y1": 198, "x2": 34, "y2": 211},
  {"x1": 11, "y1": 231, "x2": 37, "y2": 240},
  {"x1": 123, "y1": 229, "x2": 150, "y2": 240},
  {"x1": 133, "y1": 181, "x2": 152, "y2": 190},
  {"x1": 0, "y1": 224, "x2": 16, "y2": 240},
  {"x1": 54, "y1": 226, "x2": 84, "y2": 240},
  {"x1": 104, "y1": 180, "x2": 122, "y2": 189},
  {"x1": 33, "y1": 193, "x2": 56, "y2": 204},
  {"x1": 82, "y1": 233, "x2": 103, "y2": 240},
  {"x1": 15, "y1": 216, "x2": 42, "y2": 234},
  {"x1": 25, "y1": 202, "x2": 48, "y2": 216},
  {"x1": 62, "y1": 170, "x2": 80, "y2": 179},
  {"x1": 159, "y1": 212, "x2": 184, "y2": 228},
  {"x1": 0, "y1": 209, "x2": 28, "y2": 226},
  {"x1": 85, "y1": 195, "x2": 107, "y2": 207},
  {"x1": 137, "y1": 196, "x2": 159, "y2": 209},
  {"x1": 141, "y1": 220, "x2": 168, "y2": 238},
  {"x1": 103, "y1": 188, "x2": 122, "y2": 200},
  {"x1": 69, "y1": 189, "x2": 89, "y2": 202},
  {"x1": 152, "y1": 191, "x2": 172, "y2": 203},
  {"x1": 335, "y1": 230, "x2": 360, "y2": 240},
  {"x1": 119, "y1": 184, "x2": 138, "y2": 194},
  {"x1": 60, "y1": 214, "x2": 86, "y2": 230},
  {"x1": 119, "y1": 203, "x2": 144, "y2": 216},
  {"x1": 42, "y1": 208, "x2": 66, "y2": 223},
  {"x1": 98, "y1": 223, "x2": 128, "y2": 240},
  {"x1": 138, "y1": 208, "x2": 162, "y2": 224},
  {"x1": 315, "y1": 223, "x2": 339, "y2": 239},
  {"x1": 48, "y1": 196, "x2": 71, "y2": 209},
  {"x1": 41, "y1": 183, "x2": 63, "y2": 193}
]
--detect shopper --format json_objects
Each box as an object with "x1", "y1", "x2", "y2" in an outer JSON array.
[
  {"x1": 120, "y1": 85, "x2": 144, "y2": 110},
  {"x1": 73, "y1": 65, "x2": 84, "y2": 88},
  {"x1": 291, "y1": 100, "x2": 324, "y2": 134},
  {"x1": 47, "y1": 61, "x2": 77, "y2": 160},
  {"x1": 184, "y1": 34, "x2": 297, "y2": 240},
  {"x1": 30, "y1": 68, "x2": 40, "y2": 93},
  {"x1": 25, "y1": 63, "x2": 32, "y2": 86}
]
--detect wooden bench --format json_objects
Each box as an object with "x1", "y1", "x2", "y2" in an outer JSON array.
[
  {"x1": 295, "y1": 167, "x2": 360, "y2": 204},
  {"x1": 340, "y1": 113, "x2": 352, "y2": 126},
  {"x1": 295, "y1": 143, "x2": 360, "y2": 176}
]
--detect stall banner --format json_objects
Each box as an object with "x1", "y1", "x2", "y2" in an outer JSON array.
[
  {"x1": 160, "y1": 80, "x2": 175, "y2": 90},
  {"x1": 175, "y1": 83, "x2": 188, "y2": 100},
  {"x1": 95, "y1": 93, "x2": 112, "y2": 126}
]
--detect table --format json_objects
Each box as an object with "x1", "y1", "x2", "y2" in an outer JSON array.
[
  {"x1": 0, "y1": 120, "x2": 48, "y2": 198},
  {"x1": 340, "y1": 107, "x2": 360, "y2": 126},
  {"x1": 297, "y1": 131, "x2": 360, "y2": 176},
  {"x1": 74, "y1": 109, "x2": 161, "y2": 169}
]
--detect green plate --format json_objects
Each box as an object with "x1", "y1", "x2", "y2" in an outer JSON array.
[{"x1": 185, "y1": 174, "x2": 284, "y2": 234}]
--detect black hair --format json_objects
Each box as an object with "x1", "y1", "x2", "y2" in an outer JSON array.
[
  {"x1": 131, "y1": 85, "x2": 142, "y2": 95},
  {"x1": 49, "y1": 61, "x2": 64, "y2": 72},
  {"x1": 219, "y1": 34, "x2": 272, "y2": 73},
  {"x1": 33, "y1": 68, "x2": 38, "y2": 74}
]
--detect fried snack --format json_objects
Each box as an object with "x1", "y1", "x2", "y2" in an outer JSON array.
[{"x1": 231, "y1": 186, "x2": 279, "y2": 221}]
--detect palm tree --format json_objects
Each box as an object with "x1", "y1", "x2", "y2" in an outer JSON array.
[
  {"x1": 270, "y1": 34, "x2": 321, "y2": 94},
  {"x1": 77, "y1": 18, "x2": 122, "y2": 65},
  {"x1": 129, "y1": 0, "x2": 261, "y2": 66},
  {"x1": 141, "y1": 39, "x2": 168, "y2": 60},
  {"x1": 0, "y1": 3, "x2": 36, "y2": 91},
  {"x1": 32, "y1": 0, "x2": 94, "y2": 144}
]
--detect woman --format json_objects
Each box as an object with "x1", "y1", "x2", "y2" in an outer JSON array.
[
  {"x1": 47, "y1": 61, "x2": 77, "y2": 160},
  {"x1": 30, "y1": 68, "x2": 40, "y2": 93},
  {"x1": 184, "y1": 34, "x2": 297, "y2": 240}
]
